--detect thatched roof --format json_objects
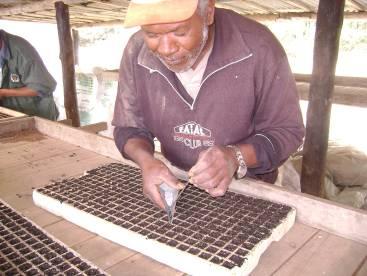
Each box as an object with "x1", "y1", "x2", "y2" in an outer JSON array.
[{"x1": 0, "y1": 0, "x2": 366, "y2": 27}]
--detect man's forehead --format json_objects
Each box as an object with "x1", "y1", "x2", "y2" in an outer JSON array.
[
  {"x1": 141, "y1": 20, "x2": 189, "y2": 33},
  {"x1": 141, "y1": 12, "x2": 203, "y2": 33}
]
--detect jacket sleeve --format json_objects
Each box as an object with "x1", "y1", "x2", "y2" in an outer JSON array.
[
  {"x1": 112, "y1": 37, "x2": 155, "y2": 158},
  {"x1": 18, "y1": 41, "x2": 56, "y2": 97},
  {"x1": 243, "y1": 46, "x2": 305, "y2": 175}
]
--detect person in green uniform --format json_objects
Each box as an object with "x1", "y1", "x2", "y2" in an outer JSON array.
[{"x1": 0, "y1": 29, "x2": 59, "y2": 120}]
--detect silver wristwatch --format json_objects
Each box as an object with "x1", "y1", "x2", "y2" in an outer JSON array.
[{"x1": 227, "y1": 145, "x2": 247, "y2": 179}]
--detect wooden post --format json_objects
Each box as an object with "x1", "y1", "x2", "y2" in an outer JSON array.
[
  {"x1": 55, "y1": 1, "x2": 80, "y2": 127},
  {"x1": 301, "y1": 0, "x2": 345, "y2": 196}
]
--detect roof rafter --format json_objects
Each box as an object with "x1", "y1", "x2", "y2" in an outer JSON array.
[{"x1": 0, "y1": 0, "x2": 90, "y2": 16}]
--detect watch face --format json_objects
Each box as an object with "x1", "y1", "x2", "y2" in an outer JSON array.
[{"x1": 237, "y1": 164, "x2": 247, "y2": 179}]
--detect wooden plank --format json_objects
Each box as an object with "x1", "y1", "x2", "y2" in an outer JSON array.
[
  {"x1": 301, "y1": 0, "x2": 345, "y2": 196},
  {"x1": 0, "y1": 106, "x2": 27, "y2": 117},
  {"x1": 1, "y1": 193, "x2": 35, "y2": 215},
  {"x1": 0, "y1": 117, "x2": 35, "y2": 137},
  {"x1": 44, "y1": 219, "x2": 96, "y2": 247},
  {"x1": 273, "y1": 231, "x2": 367, "y2": 276},
  {"x1": 0, "y1": 135, "x2": 84, "y2": 161},
  {"x1": 1, "y1": 136, "x2": 114, "y2": 211},
  {"x1": 0, "y1": 0, "x2": 90, "y2": 16},
  {"x1": 295, "y1": 73, "x2": 367, "y2": 89},
  {"x1": 0, "y1": 135, "x2": 110, "y2": 181},
  {"x1": 34, "y1": 117, "x2": 129, "y2": 163},
  {"x1": 251, "y1": 223, "x2": 318, "y2": 276},
  {"x1": 79, "y1": 122, "x2": 108, "y2": 133},
  {"x1": 0, "y1": 135, "x2": 83, "y2": 169},
  {"x1": 348, "y1": 0, "x2": 366, "y2": 10},
  {"x1": 55, "y1": 1, "x2": 80, "y2": 127},
  {"x1": 230, "y1": 180, "x2": 367, "y2": 245},
  {"x1": 72, "y1": 236, "x2": 137, "y2": 270},
  {"x1": 106, "y1": 253, "x2": 184, "y2": 276},
  {"x1": 0, "y1": 155, "x2": 109, "y2": 212},
  {"x1": 0, "y1": 157, "x2": 114, "y2": 206},
  {"x1": 58, "y1": 118, "x2": 73, "y2": 125},
  {"x1": 0, "y1": 148, "x2": 106, "y2": 187},
  {"x1": 0, "y1": 129, "x2": 43, "y2": 150},
  {"x1": 20, "y1": 205, "x2": 62, "y2": 228},
  {"x1": 297, "y1": 83, "x2": 367, "y2": 107}
]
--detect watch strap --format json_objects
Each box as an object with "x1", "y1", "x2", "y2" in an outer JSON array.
[{"x1": 227, "y1": 145, "x2": 247, "y2": 179}]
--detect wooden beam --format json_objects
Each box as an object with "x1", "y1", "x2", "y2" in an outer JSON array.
[
  {"x1": 78, "y1": 122, "x2": 108, "y2": 133},
  {"x1": 297, "y1": 83, "x2": 367, "y2": 107},
  {"x1": 0, "y1": 0, "x2": 89, "y2": 16},
  {"x1": 301, "y1": 0, "x2": 345, "y2": 196},
  {"x1": 58, "y1": 118, "x2": 73, "y2": 125},
  {"x1": 245, "y1": 11, "x2": 367, "y2": 21},
  {"x1": 0, "y1": 107, "x2": 27, "y2": 118},
  {"x1": 73, "y1": 19, "x2": 125, "y2": 28},
  {"x1": 0, "y1": 118, "x2": 35, "y2": 137},
  {"x1": 279, "y1": 0, "x2": 316, "y2": 12},
  {"x1": 348, "y1": 0, "x2": 366, "y2": 10},
  {"x1": 295, "y1": 74, "x2": 367, "y2": 88},
  {"x1": 55, "y1": 1, "x2": 80, "y2": 127}
]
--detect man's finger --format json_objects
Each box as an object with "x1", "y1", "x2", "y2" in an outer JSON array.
[
  {"x1": 151, "y1": 189, "x2": 166, "y2": 209},
  {"x1": 189, "y1": 147, "x2": 214, "y2": 175},
  {"x1": 144, "y1": 185, "x2": 166, "y2": 209},
  {"x1": 207, "y1": 180, "x2": 229, "y2": 197}
]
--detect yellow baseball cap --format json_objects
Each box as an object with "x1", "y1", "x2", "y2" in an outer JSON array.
[{"x1": 124, "y1": 0, "x2": 199, "y2": 28}]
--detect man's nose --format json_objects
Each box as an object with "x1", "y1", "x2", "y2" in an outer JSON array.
[{"x1": 157, "y1": 35, "x2": 178, "y2": 56}]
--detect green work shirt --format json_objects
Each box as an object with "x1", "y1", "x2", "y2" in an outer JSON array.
[{"x1": 0, "y1": 30, "x2": 59, "y2": 120}]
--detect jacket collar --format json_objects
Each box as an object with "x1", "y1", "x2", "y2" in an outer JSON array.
[
  {"x1": 0, "y1": 30, "x2": 11, "y2": 64},
  {"x1": 137, "y1": 8, "x2": 253, "y2": 78},
  {"x1": 204, "y1": 9, "x2": 253, "y2": 79}
]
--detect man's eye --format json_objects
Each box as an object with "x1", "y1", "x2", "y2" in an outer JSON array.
[
  {"x1": 174, "y1": 32, "x2": 186, "y2": 37},
  {"x1": 145, "y1": 33, "x2": 158, "y2": 38}
]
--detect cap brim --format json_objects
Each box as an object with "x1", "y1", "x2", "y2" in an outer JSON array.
[{"x1": 124, "y1": 0, "x2": 199, "y2": 28}]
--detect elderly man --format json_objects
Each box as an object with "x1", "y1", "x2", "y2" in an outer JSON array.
[
  {"x1": 112, "y1": 0, "x2": 305, "y2": 209},
  {"x1": 0, "y1": 29, "x2": 59, "y2": 120}
]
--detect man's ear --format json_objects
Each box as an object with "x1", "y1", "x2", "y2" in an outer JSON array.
[{"x1": 206, "y1": 0, "x2": 216, "y2": 25}]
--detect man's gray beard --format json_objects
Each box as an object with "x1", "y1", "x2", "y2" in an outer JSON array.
[{"x1": 156, "y1": 24, "x2": 209, "y2": 73}]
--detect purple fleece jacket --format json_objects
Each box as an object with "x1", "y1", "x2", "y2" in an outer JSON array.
[{"x1": 112, "y1": 8, "x2": 305, "y2": 183}]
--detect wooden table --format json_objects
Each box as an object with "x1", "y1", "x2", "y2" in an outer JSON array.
[
  {"x1": 1, "y1": 117, "x2": 366, "y2": 276},
  {"x1": 0, "y1": 106, "x2": 27, "y2": 122}
]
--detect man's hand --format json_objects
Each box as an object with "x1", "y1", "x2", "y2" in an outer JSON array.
[
  {"x1": 123, "y1": 137, "x2": 184, "y2": 210},
  {"x1": 189, "y1": 146, "x2": 238, "y2": 197},
  {"x1": 0, "y1": 87, "x2": 38, "y2": 98},
  {"x1": 141, "y1": 158, "x2": 185, "y2": 209}
]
